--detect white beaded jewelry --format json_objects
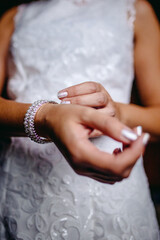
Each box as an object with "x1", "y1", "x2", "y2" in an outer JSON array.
[{"x1": 24, "y1": 100, "x2": 57, "y2": 144}]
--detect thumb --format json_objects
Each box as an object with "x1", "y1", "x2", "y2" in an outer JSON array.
[{"x1": 114, "y1": 133, "x2": 150, "y2": 178}]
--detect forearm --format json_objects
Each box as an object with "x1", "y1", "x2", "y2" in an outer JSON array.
[
  {"x1": 0, "y1": 7, "x2": 29, "y2": 137},
  {"x1": 0, "y1": 97, "x2": 30, "y2": 137},
  {"x1": 117, "y1": 102, "x2": 160, "y2": 138}
]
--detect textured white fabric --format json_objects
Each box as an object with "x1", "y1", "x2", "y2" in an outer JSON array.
[{"x1": 0, "y1": 0, "x2": 159, "y2": 239}]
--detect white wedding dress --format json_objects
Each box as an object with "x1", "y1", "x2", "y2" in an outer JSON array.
[{"x1": 0, "y1": 0, "x2": 159, "y2": 239}]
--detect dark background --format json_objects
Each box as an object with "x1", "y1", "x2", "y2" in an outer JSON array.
[
  {"x1": 0, "y1": 0, "x2": 160, "y2": 224},
  {"x1": 148, "y1": 0, "x2": 160, "y2": 21}
]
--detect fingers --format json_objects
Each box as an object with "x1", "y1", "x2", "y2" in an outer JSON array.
[
  {"x1": 82, "y1": 109, "x2": 138, "y2": 144},
  {"x1": 60, "y1": 92, "x2": 108, "y2": 107},
  {"x1": 75, "y1": 133, "x2": 149, "y2": 180},
  {"x1": 86, "y1": 174, "x2": 121, "y2": 184},
  {"x1": 89, "y1": 129, "x2": 103, "y2": 138},
  {"x1": 112, "y1": 133, "x2": 150, "y2": 177},
  {"x1": 122, "y1": 126, "x2": 143, "y2": 151},
  {"x1": 113, "y1": 148, "x2": 122, "y2": 155},
  {"x1": 75, "y1": 167, "x2": 122, "y2": 184},
  {"x1": 55, "y1": 105, "x2": 149, "y2": 183},
  {"x1": 58, "y1": 81, "x2": 102, "y2": 99}
]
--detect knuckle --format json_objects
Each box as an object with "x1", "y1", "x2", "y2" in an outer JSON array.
[
  {"x1": 95, "y1": 82, "x2": 102, "y2": 91},
  {"x1": 117, "y1": 167, "x2": 125, "y2": 177},
  {"x1": 122, "y1": 170, "x2": 130, "y2": 179},
  {"x1": 73, "y1": 97, "x2": 81, "y2": 105},
  {"x1": 97, "y1": 92, "x2": 107, "y2": 106},
  {"x1": 114, "y1": 166, "x2": 130, "y2": 179},
  {"x1": 71, "y1": 87, "x2": 78, "y2": 96},
  {"x1": 87, "y1": 81, "x2": 99, "y2": 93},
  {"x1": 114, "y1": 170, "x2": 123, "y2": 178},
  {"x1": 110, "y1": 163, "x2": 124, "y2": 178}
]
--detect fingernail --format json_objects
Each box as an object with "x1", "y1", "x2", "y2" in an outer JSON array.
[
  {"x1": 113, "y1": 148, "x2": 122, "y2": 155},
  {"x1": 136, "y1": 126, "x2": 142, "y2": 136},
  {"x1": 57, "y1": 91, "x2": 68, "y2": 98},
  {"x1": 60, "y1": 101, "x2": 71, "y2": 104},
  {"x1": 143, "y1": 133, "x2": 150, "y2": 146},
  {"x1": 121, "y1": 129, "x2": 138, "y2": 141}
]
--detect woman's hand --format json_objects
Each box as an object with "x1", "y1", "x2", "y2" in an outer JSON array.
[
  {"x1": 35, "y1": 103, "x2": 148, "y2": 184},
  {"x1": 58, "y1": 81, "x2": 119, "y2": 116},
  {"x1": 57, "y1": 81, "x2": 120, "y2": 137}
]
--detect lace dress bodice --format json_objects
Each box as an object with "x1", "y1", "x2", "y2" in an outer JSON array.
[
  {"x1": 0, "y1": 0, "x2": 159, "y2": 239},
  {"x1": 8, "y1": 0, "x2": 134, "y2": 104}
]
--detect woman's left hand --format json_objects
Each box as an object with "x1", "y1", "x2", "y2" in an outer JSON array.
[{"x1": 58, "y1": 81, "x2": 120, "y2": 137}]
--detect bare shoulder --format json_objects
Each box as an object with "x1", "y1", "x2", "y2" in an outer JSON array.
[
  {"x1": 135, "y1": 0, "x2": 154, "y2": 17},
  {"x1": 0, "y1": 7, "x2": 18, "y2": 57},
  {"x1": 0, "y1": 7, "x2": 18, "y2": 28},
  {"x1": 134, "y1": 0, "x2": 159, "y2": 39},
  {"x1": 0, "y1": 7, "x2": 18, "y2": 39}
]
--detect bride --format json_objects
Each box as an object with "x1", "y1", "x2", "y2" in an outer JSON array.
[{"x1": 0, "y1": 0, "x2": 160, "y2": 239}]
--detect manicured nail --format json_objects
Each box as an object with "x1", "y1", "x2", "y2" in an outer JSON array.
[
  {"x1": 60, "y1": 101, "x2": 71, "y2": 104},
  {"x1": 143, "y1": 133, "x2": 150, "y2": 146},
  {"x1": 136, "y1": 126, "x2": 142, "y2": 136},
  {"x1": 113, "y1": 148, "x2": 122, "y2": 155},
  {"x1": 121, "y1": 129, "x2": 138, "y2": 141},
  {"x1": 57, "y1": 91, "x2": 68, "y2": 99}
]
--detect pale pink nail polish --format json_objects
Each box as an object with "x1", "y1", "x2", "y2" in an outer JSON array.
[
  {"x1": 143, "y1": 133, "x2": 150, "y2": 145},
  {"x1": 136, "y1": 126, "x2": 142, "y2": 136},
  {"x1": 121, "y1": 129, "x2": 138, "y2": 141},
  {"x1": 57, "y1": 91, "x2": 68, "y2": 98},
  {"x1": 61, "y1": 101, "x2": 71, "y2": 104}
]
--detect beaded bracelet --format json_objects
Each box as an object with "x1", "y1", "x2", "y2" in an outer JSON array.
[{"x1": 24, "y1": 100, "x2": 57, "y2": 144}]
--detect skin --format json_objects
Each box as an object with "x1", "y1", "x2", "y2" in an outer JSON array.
[
  {"x1": 0, "y1": 3, "x2": 148, "y2": 183},
  {"x1": 58, "y1": 0, "x2": 160, "y2": 139}
]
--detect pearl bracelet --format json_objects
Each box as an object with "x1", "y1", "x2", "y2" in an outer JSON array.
[{"x1": 24, "y1": 100, "x2": 57, "y2": 144}]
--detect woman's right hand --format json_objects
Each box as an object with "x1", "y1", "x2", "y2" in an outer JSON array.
[{"x1": 35, "y1": 103, "x2": 149, "y2": 183}]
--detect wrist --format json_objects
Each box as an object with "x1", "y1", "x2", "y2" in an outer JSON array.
[
  {"x1": 24, "y1": 100, "x2": 57, "y2": 143},
  {"x1": 116, "y1": 102, "x2": 136, "y2": 127},
  {"x1": 34, "y1": 101, "x2": 58, "y2": 140}
]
